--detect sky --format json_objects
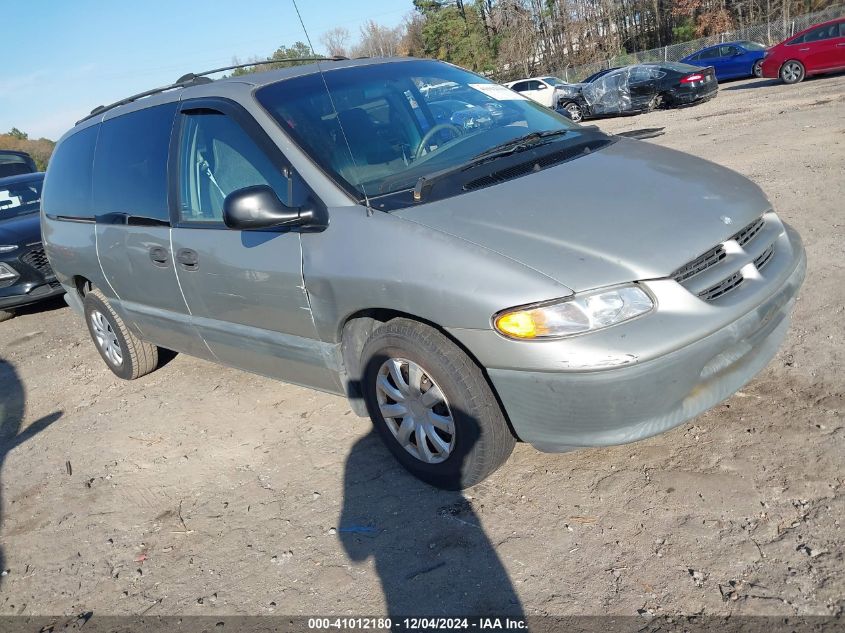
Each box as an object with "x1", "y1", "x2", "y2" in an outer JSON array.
[{"x1": 2, "y1": 0, "x2": 413, "y2": 140}]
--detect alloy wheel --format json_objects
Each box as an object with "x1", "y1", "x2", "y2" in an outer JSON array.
[
  {"x1": 90, "y1": 310, "x2": 123, "y2": 367},
  {"x1": 781, "y1": 61, "x2": 803, "y2": 83},
  {"x1": 565, "y1": 103, "x2": 583, "y2": 122},
  {"x1": 375, "y1": 357, "x2": 455, "y2": 464}
]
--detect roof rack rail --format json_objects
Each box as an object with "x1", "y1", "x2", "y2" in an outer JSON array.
[{"x1": 76, "y1": 55, "x2": 347, "y2": 126}]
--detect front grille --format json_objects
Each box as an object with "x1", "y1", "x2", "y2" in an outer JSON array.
[
  {"x1": 732, "y1": 216, "x2": 764, "y2": 246},
  {"x1": 698, "y1": 271, "x2": 744, "y2": 301},
  {"x1": 673, "y1": 215, "x2": 777, "y2": 303},
  {"x1": 673, "y1": 244, "x2": 726, "y2": 283},
  {"x1": 20, "y1": 246, "x2": 54, "y2": 276}
]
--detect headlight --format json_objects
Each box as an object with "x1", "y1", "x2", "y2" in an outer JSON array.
[
  {"x1": 0, "y1": 245, "x2": 18, "y2": 253},
  {"x1": 494, "y1": 285, "x2": 653, "y2": 339},
  {"x1": 0, "y1": 262, "x2": 19, "y2": 287}
]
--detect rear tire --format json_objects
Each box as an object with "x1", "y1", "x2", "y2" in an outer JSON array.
[
  {"x1": 0, "y1": 310, "x2": 13, "y2": 323},
  {"x1": 780, "y1": 60, "x2": 805, "y2": 84},
  {"x1": 83, "y1": 288, "x2": 159, "y2": 380},
  {"x1": 360, "y1": 318, "x2": 515, "y2": 490},
  {"x1": 752, "y1": 59, "x2": 763, "y2": 78}
]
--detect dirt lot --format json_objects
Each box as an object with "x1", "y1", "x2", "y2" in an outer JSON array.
[{"x1": 1, "y1": 74, "x2": 843, "y2": 619}]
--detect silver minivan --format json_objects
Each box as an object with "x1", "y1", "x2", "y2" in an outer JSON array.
[{"x1": 42, "y1": 58, "x2": 805, "y2": 489}]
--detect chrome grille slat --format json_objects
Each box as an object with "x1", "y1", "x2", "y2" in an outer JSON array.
[
  {"x1": 753, "y1": 244, "x2": 775, "y2": 271},
  {"x1": 672, "y1": 244, "x2": 726, "y2": 283},
  {"x1": 698, "y1": 271, "x2": 744, "y2": 301},
  {"x1": 732, "y1": 216, "x2": 765, "y2": 246}
]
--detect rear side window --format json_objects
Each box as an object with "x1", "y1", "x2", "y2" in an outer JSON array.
[
  {"x1": 42, "y1": 125, "x2": 99, "y2": 218},
  {"x1": 699, "y1": 48, "x2": 720, "y2": 59},
  {"x1": 92, "y1": 103, "x2": 177, "y2": 223}
]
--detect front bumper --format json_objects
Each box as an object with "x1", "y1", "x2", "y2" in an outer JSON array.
[
  {"x1": 761, "y1": 57, "x2": 781, "y2": 79},
  {"x1": 448, "y1": 220, "x2": 806, "y2": 452},
  {"x1": 0, "y1": 242, "x2": 64, "y2": 311},
  {"x1": 0, "y1": 279, "x2": 64, "y2": 310}
]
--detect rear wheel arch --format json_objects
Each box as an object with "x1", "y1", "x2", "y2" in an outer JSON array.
[{"x1": 72, "y1": 275, "x2": 93, "y2": 299}]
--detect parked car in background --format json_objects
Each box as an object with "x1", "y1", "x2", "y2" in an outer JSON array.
[
  {"x1": 0, "y1": 150, "x2": 38, "y2": 178},
  {"x1": 43, "y1": 58, "x2": 804, "y2": 489},
  {"x1": 556, "y1": 63, "x2": 718, "y2": 122},
  {"x1": 0, "y1": 172, "x2": 63, "y2": 322},
  {"x1": 505, "y1": 76, "x2": 570, "y2": 108},
  {"x1": 761, "y1": 17, "x2": 845, "y2": 84},
  {"x1": 680, "y1": 41, "x2": 768, "y2": 80}
]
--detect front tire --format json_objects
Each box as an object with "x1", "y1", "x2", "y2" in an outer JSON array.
[
  {"x1": 562, "y1": 102, "x2": 583, "y2": 123},
  {"x1": 780, "y1": 60, "x2": 805, "y2": 84},
  {"x1": 0, "y1": 310, "x2": 13, "y2": 323},
  {"x1": 752, "y1": 59, "x2": 763, "y2": 78},
  {"x1": 83, "y1": 288, "x2": 159, "y2": 380},
  {"x1": 360, "y1": 319, "x2": 515, "y2": 490}
]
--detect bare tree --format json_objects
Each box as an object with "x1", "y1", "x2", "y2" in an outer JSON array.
[
  {"x1": 353, "y1": 20, "x2": 403, "y2": 57},
  {"x1": 321, "y1": 26, "x2": 351, "y2": 57}
]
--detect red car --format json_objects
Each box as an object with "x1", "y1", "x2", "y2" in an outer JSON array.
[{"x1": 761, "y1": 17, "x2": 845, "y2": 84}]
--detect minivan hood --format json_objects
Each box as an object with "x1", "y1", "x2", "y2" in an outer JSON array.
[{"x1": 394, "y1": 137, "x2": 770, "y2": 291}]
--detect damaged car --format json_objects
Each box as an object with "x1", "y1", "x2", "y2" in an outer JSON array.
[
  {"x1": 42, "y1": 57, "x2": 803, "y2": 489},
  {"x1": 556, "y1": 62, "x2": 719, "y2": 122}
]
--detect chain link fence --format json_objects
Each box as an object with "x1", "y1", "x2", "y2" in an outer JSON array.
[{"x1": 550, "y1": 5, "x2": 844, "y2": 83}]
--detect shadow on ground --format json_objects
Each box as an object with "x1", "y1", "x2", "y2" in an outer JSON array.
[
  {"x1": 10, "y1": 295, "x2": 68, "y2": 318},
  {"x1": 339, "y1": 428, "x2": 523, "y2": 617},
  {"x1": 0, "y1": 357, "x2": 62, "y2": 584}
]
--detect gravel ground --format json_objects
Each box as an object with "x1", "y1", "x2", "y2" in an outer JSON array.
[{"x1": 0, "y1": 73, "x2": 843, "y2": 618}]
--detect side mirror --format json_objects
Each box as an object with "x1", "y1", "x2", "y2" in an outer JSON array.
[{"x1": 223, "y1": 185, "x2": 318, "y2": 230}]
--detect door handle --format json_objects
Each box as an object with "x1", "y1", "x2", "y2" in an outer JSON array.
[
  {"x1": 837, "y1": 43, "x2": 845, "y2": 47},
  {"x1": 176, "y1": 248, "x2": 199, "y2": 271},
  {"x1": 799, "y1": 47, "x2": 810, "y2": 51},
  {"x1": 149, "y1": 246, "x2": 169, "y2": 267}
]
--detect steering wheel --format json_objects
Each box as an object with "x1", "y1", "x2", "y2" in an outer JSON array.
[{"x1": 415, "y1": 123, "x2": 462, "y2": 160}]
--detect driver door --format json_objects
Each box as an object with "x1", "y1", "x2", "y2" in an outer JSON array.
[{"x1": 168, "y1": 98, "x2": 337, "y2": 392}]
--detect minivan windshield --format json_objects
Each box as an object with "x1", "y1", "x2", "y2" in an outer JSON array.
[
  {"x1": 257, "y1": 60, "x2": 580, "y2": 200},
  {"x1": 0, "y1": 176, "x2": 43, "y2": 220}
]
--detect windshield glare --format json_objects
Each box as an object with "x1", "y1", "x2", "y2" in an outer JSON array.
[
  {"x1": 0, "y1": 178, "x2": 43, "y2": 220},
  {"x1": 257, "y1": 60, "x2": 579, "y2": 198}
]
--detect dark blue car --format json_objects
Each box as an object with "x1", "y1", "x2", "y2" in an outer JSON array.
[{"x1": 680, "y1": 41, "x2": 767, "y2": 80}]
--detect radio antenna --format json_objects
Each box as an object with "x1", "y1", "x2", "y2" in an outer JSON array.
[{"x1": 291, "y1": 0, "x2": 373, "y2": 215}]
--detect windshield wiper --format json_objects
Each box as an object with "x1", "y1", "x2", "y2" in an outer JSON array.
[
  {"x1": 409, "y1": 129, "x2": 571, "y2": 201},
  {"x1": 470, "y1": 129, "x2": 571, "y2": 162}
]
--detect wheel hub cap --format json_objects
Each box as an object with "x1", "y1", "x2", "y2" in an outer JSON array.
[
  {"x1": 90, "y1": 310, "x2": 123, "y2": 367},
  {"x1": 375, "y1": 358, "x2": 455, "y2": 464}
]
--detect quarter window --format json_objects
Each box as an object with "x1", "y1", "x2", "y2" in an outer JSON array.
[
  {"x1": 92, "y1": 103, "x2": 177, "y2": 223},
  {"x1": 41, "y1": 125, "x2": 98, "y2": 218},
  {"x1": 177, "y1": 111, "x2": 289, "y2": 223}
]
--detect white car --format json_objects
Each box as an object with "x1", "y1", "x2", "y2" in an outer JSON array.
[{"x1": 505, "y1": 76, "x2": 569, "y2": 108}]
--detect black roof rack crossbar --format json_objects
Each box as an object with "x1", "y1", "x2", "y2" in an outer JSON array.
[{"x1": 76, "y1": 55, "x2": 348, "y2": 126}]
